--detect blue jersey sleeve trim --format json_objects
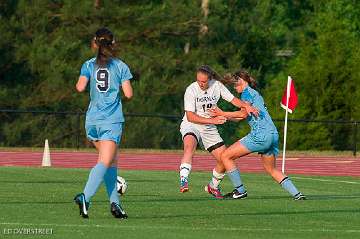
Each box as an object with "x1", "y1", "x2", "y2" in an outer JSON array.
[
  {"x1": 80, "y1": 59, "x2": 95, "y2": 79},
  {"x1": 115, "y1": 59, "x2": 133, "y2": 83},
  {"x1": 241, "y1": 87, "x2": 254, "y2": 104}
]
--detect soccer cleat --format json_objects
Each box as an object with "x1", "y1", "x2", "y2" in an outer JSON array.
[
  {"x1": 204, "y1": 184, "x2": 223, "y2": 199},
  {"x1": 74, "y1": 193, "x2": 90, "y2": 218},
  {"x1": 180, "y1": 177, "x2": 189, "y2": 193},
  {"x1": 294, "y1": 193, "x2": 306, "y2": 201},
  {"x1": 224, "y1": 189, "x2": 248, "y2": 200},
  {"x1": 110, "y1": 202, "x2": 128, "y2": 219}
]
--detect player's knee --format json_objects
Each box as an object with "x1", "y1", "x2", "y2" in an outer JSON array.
[
  {"x1": 221, "y1": 151, "x2": 232, "y2": 162},
  {"x1": 99, "y1": 159, "x2": 112, "y2": 167},
  {"x1": 183, "y1": 144, "x2": 195, "y2": 155},
  {"x1": 263, "y1": 166, "x2": 272, "y2": 174},
  {"x1": 263, "y1": 164, "x2": 275, "y2": 175}
]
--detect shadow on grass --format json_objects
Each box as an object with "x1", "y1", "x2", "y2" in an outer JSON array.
[
  {"x1": 0, "y1": 198, "x2": 215, "y2": 205},
  {"x1": 0, "y1": 179, "x2": 172, "y2": 184},
  {"x1": 1, "y1": 194, "x2": 359, "y2": 205},
  {"x1": 126, "y1": 179, "x2": 172, "y2": 183},
  {"x1": 0, "y1": 180, "x2": 83, "y2": 184},
  {"x1": 234, "y1": 194, "x2": 360, "y2": 200},
  {"x1": 128, "y1": 208, "x2": 360, "y2": 220},
  {"x1": 305, "y1": 194, "x2": 360, "y2": 200},
  {"x1": 124, "y1": 194, "x2": 360, "y2": 203}
]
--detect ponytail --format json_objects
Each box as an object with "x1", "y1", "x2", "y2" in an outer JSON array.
[
  {"x1": 94, "y1": 28, "x2": 117, "y2": 67},
  {"x1": 231, "y1": 70, "x2": 257, "y2": 89},
  {"x1": 222, "y1": 73, "x2": 237, "y2": 85}
]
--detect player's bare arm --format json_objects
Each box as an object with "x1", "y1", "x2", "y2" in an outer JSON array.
[
  {"x1": 231, "y1": 97, "x2": 259, "y2": 117},
  {"x1": 76, "y1": 76, "x2": 88, "y2": 92},
  {"x1": 185, "y1": 111, "x2": 227, "y2": 125},
  {"x1": 121, "y1": 80, "x2": 133, "y2": 99},
  {"x1": 209, "y1": 107, "x2": 246, "y2": 121}
]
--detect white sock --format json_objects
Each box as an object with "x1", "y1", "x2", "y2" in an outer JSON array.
[
  {"x1": 210, "y1": 169, "x2": 225, "y2": 189},
  {"x1": 180, "y1": 163, "x2": 192, "y2": 178}
]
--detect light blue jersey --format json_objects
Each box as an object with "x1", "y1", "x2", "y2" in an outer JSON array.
[
  {"x1": 80, "y1": 57, "x2": 132, "y2": 125},
  {"x1": 239, "y1": 86, "x2": 279, "y2": 156},
  {"x1": 240, "y1": 86, "x2": 277, "y2": 134}
]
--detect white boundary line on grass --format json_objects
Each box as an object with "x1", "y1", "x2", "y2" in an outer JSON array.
[
  {"x1": 292, "y1": 176, "x2": 360, "y2": 185},
  {"x1": 1, "y1": 222, "x2": 360, "y2": 233}
]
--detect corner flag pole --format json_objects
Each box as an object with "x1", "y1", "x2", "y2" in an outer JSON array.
[{"x1": 281, "y1": 77, "x2": 291, "y2": 173}]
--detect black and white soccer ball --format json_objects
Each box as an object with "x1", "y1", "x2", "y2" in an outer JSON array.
[{"x1": 116, "y1": 176, "x2": 127, "y2": 195}]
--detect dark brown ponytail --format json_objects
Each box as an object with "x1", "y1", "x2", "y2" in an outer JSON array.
[
  {"x1": 94, "y1": 28, "x2": 117, "y2": 67},
  {"x1": 222, "y1": 73, "x2": 237, "y2": 85},
  {"x1": 231, "y1": 70, "x2": 257, "y2": 89}
]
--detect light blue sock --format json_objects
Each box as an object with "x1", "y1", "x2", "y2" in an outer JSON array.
[
  {"x1": 83, "y1": 162, "x2": 108, "y2": 202},
  {"x1": 104, "y1": 167, "x2": 120, "y2": 204},
  {"x1": 227, "y1": 169, "x2": 246, "y2": 193},
  {"x1": 280, "y1": 177, "x2": 300, "y2": 197}
]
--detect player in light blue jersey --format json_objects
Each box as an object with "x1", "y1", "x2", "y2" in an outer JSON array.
[
  {"x1": 210, "y1": 70, "x2": 306, "y2": 200},
  {"x1": 74, "y1": 28, "x2": 133, "y2": 219}
]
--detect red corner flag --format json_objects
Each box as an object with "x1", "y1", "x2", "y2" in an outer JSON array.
[{"x1": 280, "y1": 76, "x2": 298, "y2": 113}]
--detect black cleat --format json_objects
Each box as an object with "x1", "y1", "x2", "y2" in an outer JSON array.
[
  {"x1": 74, "y1": 193, "x2": 90, "y2": 218},
  {"x1": 111, "y1": 202, "x2": 128, "y2": 219},
  {"x1": 224, "y1": 189, "x2": 248, "y2": 200},
  {"x1": 294, "y1": 193, "x2": 306, "y2": 201}
]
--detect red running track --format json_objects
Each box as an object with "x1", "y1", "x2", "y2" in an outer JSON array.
[{"x1": 0, "y1": 151, "x2": 359, "y2": 177}]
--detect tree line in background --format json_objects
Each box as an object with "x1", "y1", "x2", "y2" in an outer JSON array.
[{"x1": 0, "y1": 0, "x2": 359, "y2": 150}]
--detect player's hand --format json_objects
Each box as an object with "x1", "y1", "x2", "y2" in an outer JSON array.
[
  {"x1": 208, "y1": 107, "x2": 224, "y2": 117},
  {"x1": 211, "y1": 116, "x2": 227, "y2": 125},
  {"x1": 244, "y1": 103, "x2": 259, "y2": 117}
]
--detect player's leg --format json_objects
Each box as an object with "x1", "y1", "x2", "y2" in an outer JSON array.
[
  {"x1": 261, "y1": 133, "x2": 306, "y2": 200},
  {"x1": 74, "y1": 124, "x2": 100, "y2": 218},
  {"x1": 106, "y1": 155, "x2": 127, "y2": 219},
  {"x1": 209, "y1": 144, "x2": 226, "y2": 188},
  {"x1": 96, "y1": 123, "x2": 128, "y2": 218},
  {"x1": 179, "y1": 122, "x2": 200, "y2": 192},
  {"x1": 75, "y1": 142, "x2": 112, "y2": 218},
  {"x1": 261, "y1": 154, "x2": 284, "y2": 182},
  {"x1": 103, "y1": 148, "x2": 120, "y2": 203},
  {"x1": 103, "y1": 123, "x2": 121, "y2": 205},
  {"x1": 201, "y1": 126, "x2": 227, "y2": 198},
  {"x1": 83, "y1": 139, "x2": 116, "y2": 202},
  {"x1": 104, "y1": 152, "x2": 119, "y2": 204},
  {"x1": 261, "y1": 154, "x2": 305, "y2": 200},
  {"x1": 221, "y1": 141, "x2": 250, "y2": 199},
  {"x1": 205, "y1": 144, "x2": 226, "y2": 198},
  {"x1": 92, "y1": 141, "x2": 100, "y2": 151},
  {"x1": 179, "y1": 134, "x2": 197, "y2": 192},
  {"x1": 95, "y1": 140, "x2": 127, "y2": 218}
]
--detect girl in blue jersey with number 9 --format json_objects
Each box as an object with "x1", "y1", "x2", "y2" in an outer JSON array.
[{"x1": 74, "y1": 28, "x2": 133, "y2": 219}]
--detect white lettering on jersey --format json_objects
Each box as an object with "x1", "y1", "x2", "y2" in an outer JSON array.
[{"x1": 182, "y1": 80, "x2": 234, "y2": 122}]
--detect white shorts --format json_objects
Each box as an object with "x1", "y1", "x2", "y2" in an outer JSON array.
[{"x1": 180, "y1": 121, "x2": 224, "y2": 152}]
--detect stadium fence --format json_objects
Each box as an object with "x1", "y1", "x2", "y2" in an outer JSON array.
[{"x1": 0, "y1": 109, "x2": 358, "y2": 156}]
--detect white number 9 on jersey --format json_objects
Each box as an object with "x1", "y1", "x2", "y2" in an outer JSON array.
[{"x1": 96, "y1": 68, "x2": 110, "y2": 92}]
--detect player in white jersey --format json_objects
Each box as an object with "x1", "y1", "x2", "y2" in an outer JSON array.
[{"x1": 179, "y1": 65, "x2": 258, "y2": 198}]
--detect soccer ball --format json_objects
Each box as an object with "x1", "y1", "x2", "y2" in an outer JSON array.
[{"x1": 116, "y1": 176, "x2": 127, "y2": 195}]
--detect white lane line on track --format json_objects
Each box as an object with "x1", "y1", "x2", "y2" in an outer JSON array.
[{"x1": 292, "y1": 176, "x2": 360, "y2": 184}]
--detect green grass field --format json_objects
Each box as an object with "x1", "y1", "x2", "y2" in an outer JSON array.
[{"x1": 0, "y1": 167, "x2": 359, "y2": 239}]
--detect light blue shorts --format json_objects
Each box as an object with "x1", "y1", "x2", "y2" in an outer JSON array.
[
  {"x1": 85, "y1": 122, "x2": 123, "y2": 145},
  {"x1": 239, "y1": 131, "x2": 279, "y2": 157}
]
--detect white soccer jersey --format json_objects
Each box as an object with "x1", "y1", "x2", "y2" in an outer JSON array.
[{"x1": 182, "y1": 80, "x2": 234, "y2": 122}]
